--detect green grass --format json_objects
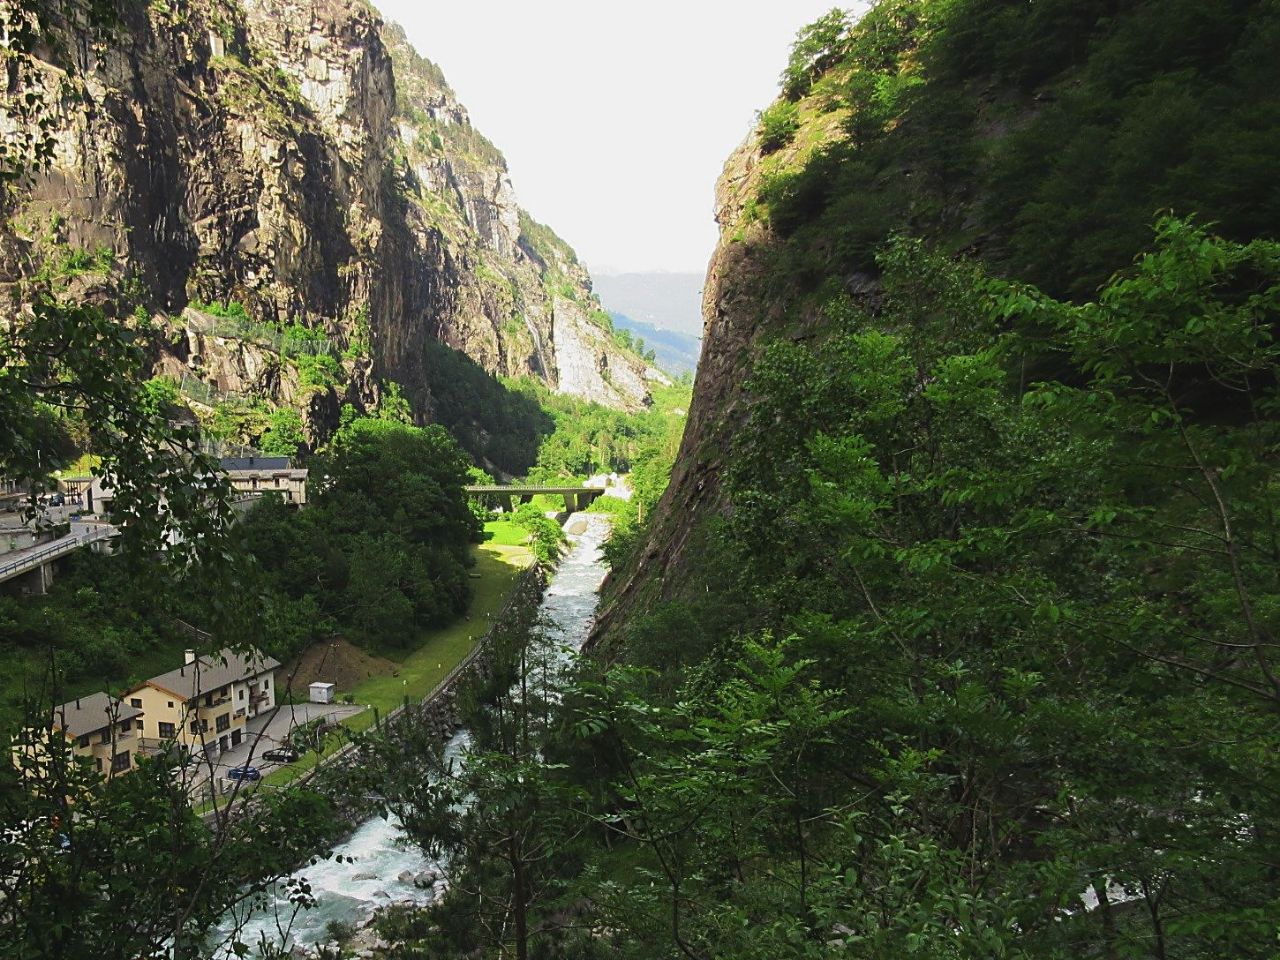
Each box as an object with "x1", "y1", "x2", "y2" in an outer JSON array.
[
  {"x1": 257, "y1": 529, "x2": 533, "y2": 790},
  {"x1": 482, "y1": 518, "x2": 531, "y2": 547}
]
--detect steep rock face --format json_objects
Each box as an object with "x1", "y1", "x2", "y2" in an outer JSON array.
[
  {"x1": 2, "y1": 0, "x2": 652, "y2": 448},
  {"x1": 592, "y1": 133, "x2": 775, "y2": 640},
  {"x1": 592, "y1": 72, "x2": 850, "y2": 642},
  {"x1": 595, "y1": 0, "x2": 1280, "y2": 643}
]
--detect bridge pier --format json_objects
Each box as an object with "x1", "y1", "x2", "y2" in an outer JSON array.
[
  {"x1": 6, "y1": 562, "x2": 53, "y2": 596},
  {"x1": 565, "y1": 489, "x2": 604, "y2": 513}
]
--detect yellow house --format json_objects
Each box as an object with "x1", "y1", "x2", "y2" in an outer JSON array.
[
  {"x1": 12, "y1": 692, "x2": 144, "y2": 780},
  {"x1": 126, "y1": 647, "x2": 279, "y2": 761}
]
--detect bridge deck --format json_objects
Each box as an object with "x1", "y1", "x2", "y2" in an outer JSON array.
[
  {"x1": 464, "y1": 485, "x2": 604, "y2": 494},
  {"x1": 0, "y1": 527, "x2": 114, "y2": 586}
]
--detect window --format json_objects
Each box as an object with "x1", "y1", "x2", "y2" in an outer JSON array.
[
  {"x1": 121, "y1": 719, "x2": 132, "y2": 732},
  {"x1": 239, "y1": 690, "x2": 245, "y2": 701},
  {"x1": 111, "y1": 752, "x2": 130, "y2": 772},
  {"x1": 158, "y1": 722, "x2": 176, "y2": 739},
  {"x1": 200, "y1": 720, "x2": 209, "y2": 734},
  {"x1": 96, "y1": 757, "x2": 103, "y2": 772},
  {"x1": 167, "y1": 700, "x2": 173, "y2": 708},
  {"x1": 189, "y1": 720, "x2": 200, "y2": 734},
  {"x1": 263, "y1": 679, "x2": 270, "y2": 690},
  {"x1": 78, "y1": 735, "x2": 90, "y2": 748},
  {"x1": 215, "y1": 713, "x2": 230, "y2": 733},
  {"x1": 99, "y1": 729, "x2": 111, "y2": 744},
  {"x1": 130, "y1": 698, "x2": 142, "y2": 708}
]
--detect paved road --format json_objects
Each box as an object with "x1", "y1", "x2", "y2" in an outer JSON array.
[{"x1": 183, "y1": 701, "x2": 365, "y2": 796}]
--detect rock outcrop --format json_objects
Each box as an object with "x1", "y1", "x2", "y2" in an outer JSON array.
[
  {"x1": 1, "y1": 0, "x2": 654, "y2": 447},
  {"x1": 592, "y1": 78, "x2": 845, "y2": 643}
]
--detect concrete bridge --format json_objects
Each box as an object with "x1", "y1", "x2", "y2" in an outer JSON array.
[
  {"x1": 464, "y1": 484, "x2": 606, "y2": 514},
  {"x1": 0, "y1": 525, "x2": 116, "y2": 594}
]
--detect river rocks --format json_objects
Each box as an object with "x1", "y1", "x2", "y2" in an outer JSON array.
[
  {"x1": 396, "y1": 869, "x2": 414, "y2": 884},
  {"x1": 350, "y1": 871, "x2": 378, "y2": 881}
]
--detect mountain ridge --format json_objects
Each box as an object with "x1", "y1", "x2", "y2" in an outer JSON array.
[{"x1": 0, "y1": 0, "x2": 661, "y2": 457}]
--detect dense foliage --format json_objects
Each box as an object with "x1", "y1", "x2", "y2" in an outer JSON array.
[
  {"x1": 420, "y1": 340, "x2": 553, "y2": 475},
  {"x1": 231, "y1": 417, "x2": 480, "y2": 655},
  {"x1": 756, "y1": 0, "x2": 1280, "y2": 302},
  {"x1": 421, "y1": 336, "x2": 686, "y2": 483},
  {"x1": 390, "y1": 220, "x2": 1280, "y2": 960}
]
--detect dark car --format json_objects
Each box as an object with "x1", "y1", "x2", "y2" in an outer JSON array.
[
  {"x1": 262, "y1": 746, "x2": 299, "y2": 763},
  {"x1": 226, "y1": 765, "x2": 261, "y2": 782}
]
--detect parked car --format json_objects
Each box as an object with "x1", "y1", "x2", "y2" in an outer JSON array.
[
  {"x1": 226, "y1": 765, "x2": 261, "y2": 782},
  {"x1": 262, "y1": 746, "x2": 299, "y2": 763}
]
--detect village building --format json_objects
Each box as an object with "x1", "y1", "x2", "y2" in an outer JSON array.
[
  {"x1": 126, "y1": 647, "x2": 280, "y2": 761},
  {"x1": 12, "y1": 692, "x2": 143, "y2": 780},
  {"x1": 219, "y1": 456, "x2": 309, "y2": 506}
]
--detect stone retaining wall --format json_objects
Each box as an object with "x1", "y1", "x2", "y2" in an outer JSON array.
[{"x1": 302, "y1": 561, "x2": 549, "y2": 825}]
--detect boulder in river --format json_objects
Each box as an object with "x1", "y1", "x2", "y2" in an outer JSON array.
[{"x1": 351, "y1": 871, "x2": 378, "y2": 881}]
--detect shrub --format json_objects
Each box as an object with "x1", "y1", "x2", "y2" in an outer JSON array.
[{"x1": 758, "y1": 100, "x2": 800, "y2": 153}]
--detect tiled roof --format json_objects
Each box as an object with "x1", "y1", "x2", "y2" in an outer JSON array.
[
  {"x1": 52, "y1": 692, "x2": 143, "y2": 739},
  {"x1": 219, "y1": 456, "x2": 293, "y2": 471},
  {"x1": 140, "y1": 648, "x2": 280, "y2": 701}
]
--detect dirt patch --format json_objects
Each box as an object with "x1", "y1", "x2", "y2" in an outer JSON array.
[{"x1": 281, "y1": 637, "x2": 397, "y2": 696}]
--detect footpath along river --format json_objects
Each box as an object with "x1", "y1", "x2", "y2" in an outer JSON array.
[{"x1": 213, "y1": 512, "x2": 612, "y2": 956}]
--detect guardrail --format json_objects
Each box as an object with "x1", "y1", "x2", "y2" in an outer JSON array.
[
  {"x1": 292, "y1": 562, "x2": 546, "y2": 790},
  {"x1": 464, "y1": 485, "x2": 602, "y2": 494},
  {"x1": 0, "y1": 527, "x2": 114, "y2": 584},
  {"x1": 197, "y1": 561, "x2": 546, "y2": 824}
]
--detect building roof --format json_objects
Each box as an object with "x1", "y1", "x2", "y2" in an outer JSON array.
[
  {"x1": 219, "y1": 456, "x2": 292, "y2": 472},
  {"x1": 140, "y1": 647, "x2": 281, "y2": 701},
  {"x1": 52, "y1": 692, "x2": 144, "y2": 739}
]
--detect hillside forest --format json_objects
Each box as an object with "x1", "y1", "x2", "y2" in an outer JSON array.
[
  {"x1": 359, "y1": 3, "x2": 1280, "y2": 959},
  {"x1": 2, "y1": 1, "x2": 1280, "y2": 959}
]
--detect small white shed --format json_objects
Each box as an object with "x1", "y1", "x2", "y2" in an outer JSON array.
[{"x1": 309, "y1": 682, "x2": 336, "y2": 704}]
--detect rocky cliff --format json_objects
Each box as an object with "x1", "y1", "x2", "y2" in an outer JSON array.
[
  {"x1": 1, "y1": 0, "x2": 658, "y2": 452},
  {"x1": 593, "y1": 0, "x2": 1280, "y2": 644}
]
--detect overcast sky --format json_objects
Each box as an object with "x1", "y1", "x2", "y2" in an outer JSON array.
[{"x1": 373, "y1": 1, "x2": 858, "y2": 275}]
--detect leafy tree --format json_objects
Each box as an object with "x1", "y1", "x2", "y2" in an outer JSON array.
[{"x1": 781, "y1": 8, "x2": 850, "y2": 99}]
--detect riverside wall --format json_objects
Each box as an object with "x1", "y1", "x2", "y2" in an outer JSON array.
[{"x1": 301, "y1": 561, "x2": 549, "y2": 826}]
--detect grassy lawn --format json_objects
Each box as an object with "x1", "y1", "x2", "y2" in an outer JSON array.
[
  {"x1": 483, "y1": 518, "x2": 531, "y2": 547},
  {"x1": 258, "y1": 524, "x2": 533, "y2": 790}
]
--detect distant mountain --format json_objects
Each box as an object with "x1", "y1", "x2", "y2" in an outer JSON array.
[
  {"x1": 609, "y1": 312, "x2": 701, "y2": 377},
  {"x1": 593, "y1": 273, "x2": 705, "y2": 338}
]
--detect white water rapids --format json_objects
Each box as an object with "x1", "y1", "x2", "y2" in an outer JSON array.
[{"x1": 212, "y1": 513, "x2": 612, "y2": 956}]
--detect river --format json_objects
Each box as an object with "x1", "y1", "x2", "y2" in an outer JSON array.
[{"x1": 212, "y1": 512, "x2": 612, "y2": 957}]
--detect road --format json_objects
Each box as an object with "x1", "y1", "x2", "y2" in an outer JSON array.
[{"x1": 183, "y1": 701, "x2": 365, "y2": 796}]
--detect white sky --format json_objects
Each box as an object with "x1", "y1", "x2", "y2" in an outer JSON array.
[{"x1": 373, "y1": 1, "x2": 856, "y2": 274}]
